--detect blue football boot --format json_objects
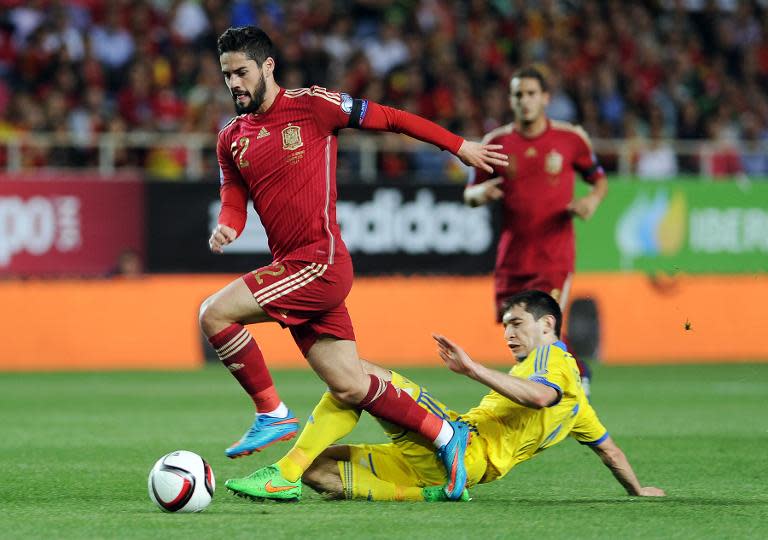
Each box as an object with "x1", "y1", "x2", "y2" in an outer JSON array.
[
  {"x1": 437, "y1": 420, "x2": 471, "y2": 500},
  {"x1": 225, "y1": 411, "x2": 299, "y2": 458}
]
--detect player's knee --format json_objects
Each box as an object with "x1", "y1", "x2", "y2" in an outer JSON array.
[
  {"x1": 303, "y1": 456, "x2": 343, "y2": 498},
  {"x1": 302, "y1": 461, "x2": 323, "y2": 487},
  {"x1": 323, "y1": 369, "x2": 370, "y2": 405},
  {"x1": 198, "y1": 296, "x2": 225, "y2": 336},
  {"x1": 328, "y1": 385, "x2": 366, "y2": 406},
  {"x1": 359, "y1": 358, "x2": 391, "y2": 380}
]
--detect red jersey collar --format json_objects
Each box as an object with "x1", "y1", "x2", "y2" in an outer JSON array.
[
  {"x1": 249, "y1": 86, "x2": 284, "y2": 119},
  {"x1": 517, "y1": 118, "x2": 551, "y2": 140}
]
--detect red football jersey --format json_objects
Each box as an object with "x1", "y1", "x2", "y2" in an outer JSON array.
[
  {"x1": 469, "y1": 119, "x2": 605, "y2": 275},
  {"x1": 217, "y1": 86, "x2": 463, "y2": 265}
]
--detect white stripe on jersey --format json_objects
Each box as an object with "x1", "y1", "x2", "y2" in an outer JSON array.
[
  {"x1": 324, "y1": 135, "x2": 335, "y2": 265},
  {"x1": 254, "y1": 263, "x2": 319, "y2": 299},
  {"x1": 284, "y1": 87, "x2": 341, "y2": 105},
  {"x1": 311, "y1": 87, "x2": 341, "y2": 104},
  {"x1": 257, "y1": 264, "x2": 328, "y2": 306}
]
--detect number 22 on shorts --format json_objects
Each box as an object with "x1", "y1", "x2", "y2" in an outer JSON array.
[{"x1": 252, "y1": 263, "x2": 286, "y2": 284}]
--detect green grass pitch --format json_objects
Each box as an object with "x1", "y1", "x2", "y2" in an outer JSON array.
[{"x1": 1, "y1": 363, "x2": 766, "y2": 539}]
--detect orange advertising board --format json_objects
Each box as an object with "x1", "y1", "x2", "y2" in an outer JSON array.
[{"x1": 0, "y1": 273, "x2": 765, "y2": 371}]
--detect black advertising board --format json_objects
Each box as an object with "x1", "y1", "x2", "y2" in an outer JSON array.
[{"x1": 146, "y1": 182, "x2": 498, "y2": 275}]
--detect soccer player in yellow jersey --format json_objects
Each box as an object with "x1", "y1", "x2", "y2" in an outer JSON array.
[{"x1": 300, "y1": 290, "x2": 665, "y2": 501}]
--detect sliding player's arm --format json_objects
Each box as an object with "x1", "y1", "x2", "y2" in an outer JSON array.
[
  {"x1": 571, "y1": 401, "x2": 665, "y2": 497},
  {"x1": 432, "y1": 333, "x2": 558, "y2": 409},
  {"x1": 590, "y1": 437, "x2": 665, "y2": 497}
]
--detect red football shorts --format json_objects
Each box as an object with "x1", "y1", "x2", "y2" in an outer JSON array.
[
  {"x1": 494, "y1": 271, "x2": 573, "y2": 322},
  {"x1": 241, "y1": 259, "x2": 356, "y2": 356}
]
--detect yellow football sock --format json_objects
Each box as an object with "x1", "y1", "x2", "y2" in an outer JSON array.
[
  {"x1": 277, "y1": 391, "x2": 361, "y2": 482},
  {"x1": 378, "y1": 370, "x2": 443, "y2": 438},
  {"x1": 390, "y1": 370, "x2": 420, "y2": 394},
  {"x1": 339, "y1": 460, "x2": 423, "y2": 501}
]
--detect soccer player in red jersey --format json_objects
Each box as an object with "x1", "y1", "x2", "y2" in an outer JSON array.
[
  {"x1": 464, "y1": 67, "x2": 608, "y2": 392},
  {"x1": 199, "y1": 26, "x2": 508, "y2": 501}
]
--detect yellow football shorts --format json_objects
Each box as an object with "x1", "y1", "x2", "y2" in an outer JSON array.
[{"x1": 346, "y1": 433, "x2": 488, "y2": 489}]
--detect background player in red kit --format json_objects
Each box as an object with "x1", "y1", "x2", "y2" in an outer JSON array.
[
  {"x1": 199, "y1": 26, "x2": 508, "y2": 500},
  {"x1": 464, "y1": 66, "x2": 608, "y2": 392}
]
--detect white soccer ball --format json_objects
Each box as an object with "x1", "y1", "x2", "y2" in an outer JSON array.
[{"x1": 148, "y1": 450, "x2": 215, "y2": 513}]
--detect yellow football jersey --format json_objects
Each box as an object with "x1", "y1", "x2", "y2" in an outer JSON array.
[{"x1": 462, "y1": 341, "x2": 608, "y2": 483}]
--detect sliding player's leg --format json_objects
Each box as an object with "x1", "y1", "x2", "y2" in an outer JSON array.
[
  {"x1": 342, "y1": 373, "x2": 483, "y2": 501},
  {"x1": 275, "y1": 391, "x2": 361, "y2": 484},
  {"x1": 225, "y1": 325, "x2": 470, "y2": 500},
  {"x1": 301, "y1": 371, "x2": 487, "y2": 503},
  {"x1": 273, "y1": 359, "x2": 392, "y2": 483},
  {"x1": 273, "y1": 360, "x2": 440, "y2": 486},
  {"x1": 303, "y1": 444, "x2": 470, "y2": 502},
  {"x1": 305, "y1": 336, "x2": 470, "y2": 500},
  {"x1": 199, "y1": 264, "x2": 303, "y2": 458}
]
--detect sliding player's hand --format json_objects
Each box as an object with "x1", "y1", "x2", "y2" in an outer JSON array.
[
  {"x1": 209, "y1": 224, "x2": 237, "y2": 253},
  {"x1": 457, "y1": 141, "x2": 509, "y2": 174},
  {"x1": 636, "y1": 486, "x2": 666, "y2": 497},
  {"x1": 432, "y1": 333, "x2": 477, "y2": 378}
]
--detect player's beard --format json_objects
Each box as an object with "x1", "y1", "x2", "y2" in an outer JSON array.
[{"x1": 233, "y1": 72, "x2": 267, "y2": 114}]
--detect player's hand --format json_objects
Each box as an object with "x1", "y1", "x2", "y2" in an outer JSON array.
[
  {"x1": 567, "y1": 193, "x2": 600, "y2": 220},
  {"x1": 636, "y1": 486, "x2": 666, "y2": 497},
  {"x1": 465, "y1": 178, "x2": 504, "y2": 206},
  {"x1": 208, "y1": 224, "x2": 238, "y2": 253},
  {"x1": 456, "y1": 141, "x2": 509, "y2": 174},
  {"x1": 432, "y1": 333, "x2": 477, "y2": 378}
]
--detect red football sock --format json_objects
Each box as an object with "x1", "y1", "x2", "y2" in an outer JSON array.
[
  {"x1": 208, "y1": 324, "x2": 281, "y2": 412},
  {"x1": 358, "y1": 375, "x2": 444, "y2": 441}
]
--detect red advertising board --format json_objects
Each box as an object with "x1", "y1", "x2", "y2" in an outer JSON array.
[{"x1": 0, "y1": 175, "x2": 144, "y2": 276}]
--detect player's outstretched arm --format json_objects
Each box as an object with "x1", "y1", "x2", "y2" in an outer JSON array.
[
  {"x1": 432, "y1": 334, "x2": 558, "y2": 408},
  {"x1": 456, "y1": 140, "x2": 509, "y2": 174},
  {"x1": 358, "y1": 103, "x2": 508, "y2": 173},
  {"x1": 590, "y1": 436, "x2": 666, "y2": 497}
]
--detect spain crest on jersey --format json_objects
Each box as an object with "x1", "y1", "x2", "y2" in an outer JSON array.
[
  {"x1": 282, "y1": 124, "x2": 303, "y2": 151},
  {"x1": 544, "y1": 150, "x2": 563, "y2": 175}
]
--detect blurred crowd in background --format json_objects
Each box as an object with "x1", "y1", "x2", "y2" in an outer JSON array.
[{"x1": 1, "y1": 0, "x2": 768, "y2": 181}]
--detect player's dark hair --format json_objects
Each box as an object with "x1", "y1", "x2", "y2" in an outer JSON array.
[
  {"x1": 501, "y1": 290, "x2": 562, "y2": 338},
  {"x1": 512, "y1": 66, "x2": 549, "y2": 92},
  {"x1": 217, "y1": 26, "x2": 275, "y2": 65}
]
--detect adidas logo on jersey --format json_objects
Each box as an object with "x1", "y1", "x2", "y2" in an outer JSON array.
[{"x1": 257, "y1": 127, "x2": 270, "y2": 139}]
